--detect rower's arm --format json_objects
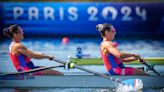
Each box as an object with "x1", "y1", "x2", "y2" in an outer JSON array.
[
  {"x1": 104, "y1": 42, "x2": 140, "y2": 60},
  {"x1": 121, "y1": 57, "x2": 138, "y2": 62},
  {"x1": 15, "y1": 43, "x2": 53, "y2": 59}
]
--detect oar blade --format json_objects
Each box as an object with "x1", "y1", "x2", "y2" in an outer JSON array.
[{"x1": 116, "y1": 79, "x2": 143, "y2": 92}]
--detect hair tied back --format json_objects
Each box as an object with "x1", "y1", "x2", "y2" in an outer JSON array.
[
  {"x1": 96, "y1": 24, "x2": 104, "y2": 32},
  {"x1": 3, "y1": 27, "x2": 10, "y2": 37}
]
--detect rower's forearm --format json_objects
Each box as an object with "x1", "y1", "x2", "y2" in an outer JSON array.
[
  {"x1": 119, "y1": 53, "x2": 135, "y2": 58},
  {"x1": 122, "y1": 57, "x2": 138, "y2": 62},
  {"x1": 30, "y1": 52, "x2": 49, "y2": 59}
]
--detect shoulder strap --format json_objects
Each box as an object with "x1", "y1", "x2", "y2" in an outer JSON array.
[{"x1": 9, "y1": 42, "x2": 15, "y2": 53}]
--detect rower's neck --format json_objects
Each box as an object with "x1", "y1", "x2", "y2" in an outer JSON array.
[
  {"x1": 103, "y1": 37, "x2": 111, "y2": 41},
  {"x1": 12, "y1": 39, "x2": 20, "y2": 43}
]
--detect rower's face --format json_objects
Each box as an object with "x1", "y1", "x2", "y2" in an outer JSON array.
[
  {"x1": 14, "y1": 27, "x2": 24, "y2": 40},
  {"x1": 105, "y1": 26, "x2": 116, "y2": 40}
]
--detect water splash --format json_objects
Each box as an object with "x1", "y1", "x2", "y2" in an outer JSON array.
[{"x1": 116, "y1": 79, "x2": 143, "y2": 92}]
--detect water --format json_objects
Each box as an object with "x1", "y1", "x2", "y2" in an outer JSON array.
[
  {"x1": 0, "y1": 88, "x2": 163, "y2": 92},
  {"x1": 0, "y1": 38, "x2": 164, "y2": 92}
]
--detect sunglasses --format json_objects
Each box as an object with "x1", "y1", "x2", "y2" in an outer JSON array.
[{"x1": 18, "y1": 27, "x2": 24, "y2": 34}]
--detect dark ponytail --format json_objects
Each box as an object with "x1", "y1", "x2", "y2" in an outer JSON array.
[
  {"x1": 3, "y1": 24, "x2": 19, "y2": 38},
  {"x1": 3, "y1": 28, "x2": 11, "y2": 38},
  {"x1": 96, "y1": 23, "x2": 113, "y2": 37}
]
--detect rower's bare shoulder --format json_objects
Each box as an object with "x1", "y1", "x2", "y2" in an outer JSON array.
[
  {"x1": 13, "y1": 43, "x2": 26, "y2": 50},
  {"x1": 103, "y1": 41, "x2": 113, "y2": 47}
]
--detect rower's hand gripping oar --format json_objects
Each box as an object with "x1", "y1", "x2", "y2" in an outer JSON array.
[
  {"x1": 51, "y1": 57, "x2": 143, "y2": 91},
  {"x1": 139, "y1": 58, "x2": 160, "y2": 76}
]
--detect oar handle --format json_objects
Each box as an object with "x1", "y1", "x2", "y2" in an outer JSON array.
[{"x1": 139, "y1": 58, "x2": 160, "y2": 76}]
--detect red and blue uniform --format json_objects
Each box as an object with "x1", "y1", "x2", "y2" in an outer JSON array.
[
  {"x1": 100, "y1": 43, "x2": 134, "y2": 75},
  {"x1": 9, "y1": 42, "x2": 39, "y2": 72}
]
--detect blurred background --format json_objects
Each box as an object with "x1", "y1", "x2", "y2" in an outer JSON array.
[
  {"x1": 0, "y1": 0, "x2": 164, "y2": 92},
  {"x1": 0, "y1": 1, "x2": 164, "y2": 38}
]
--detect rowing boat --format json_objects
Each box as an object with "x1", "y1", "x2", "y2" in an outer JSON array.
[
  {"x1": 0, "y1": 74, "x2": 163, "y2": 88},
  {"x1": 0, "y1": 58, "x2": 162, "y2": 89},
  {"x1": 71, "y1": 57, "x2": 164, "y2": 65}
]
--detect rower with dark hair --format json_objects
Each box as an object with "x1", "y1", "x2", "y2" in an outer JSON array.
[
  {"x1": 3, "y1": 24, "x2": 63, "y2": 75},
  {"x1": 96, "y1": 23, "x2": 148, "y2": 75}
]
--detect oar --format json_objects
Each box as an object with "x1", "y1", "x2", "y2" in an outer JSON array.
[
  {"x1": 139, "y1": 58, "x2": 160, "y2": 76},
  {"x1": 0, "y1": 65, "x2": 64, "y2": 76},
  {"x1": 51, "y1": 58, "x2": 143, "y2": 90}
]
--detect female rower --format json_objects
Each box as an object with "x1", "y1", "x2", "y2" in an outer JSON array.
[
  {"x1": 3, "y1": 24, "x2": 63, "y2": 75},
  {"x1": 96, "y1": 23, "x2": 148, "y2": 75}
]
